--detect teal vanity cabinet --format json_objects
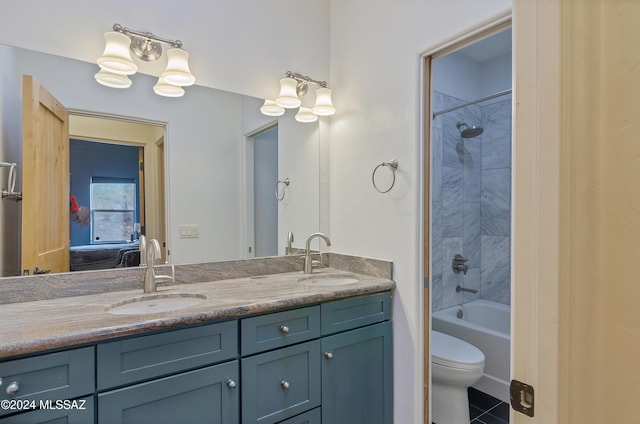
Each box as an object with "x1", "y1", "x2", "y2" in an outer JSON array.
[
  {"x1": 97, "y1": 321, "x2": 239, "y2": 424},
  {"x1": 241, "y1": 292, "x2": 392, "y2": 424},
  {"x1": 320, "y1": 293, "x2": 393, "y2": 424},
  {"x1": 0, "y1": 289, "x2": 392, "y2": 424},
  {"x1": 0, "y1": 347, "x2": 95, "y2": 423}
]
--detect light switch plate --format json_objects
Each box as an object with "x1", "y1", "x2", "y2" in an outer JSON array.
[{"x1": 178, "y1": 224, "x2": 199, "y2": 239}]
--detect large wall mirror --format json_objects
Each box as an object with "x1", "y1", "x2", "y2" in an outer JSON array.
[{"x1": 0, "y1": 44, "x2": 321, "y2": 277}]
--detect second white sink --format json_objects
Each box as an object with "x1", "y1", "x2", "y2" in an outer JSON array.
[
  {"x1": 297, "y1": 273, "x2": 359, "y2": 286},
  {"x1": 106, "y1": 293, "x2": 207, "y2": 315}
]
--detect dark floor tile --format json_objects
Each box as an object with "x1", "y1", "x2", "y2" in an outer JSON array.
[
  {"x1": 468, "y1": 387, "x2": 502, "y2": 411},
  {"x1": 469, "y1": 404, "x2": 484, "y2": 420},
  {"x1": 480, "y1": 403, "x2": 510, "y2": 424}
]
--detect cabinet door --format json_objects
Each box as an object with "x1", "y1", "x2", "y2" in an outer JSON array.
[
  {"x1": 98, "y1": 361, "x2": 239, "y2": 424},
  {"x1": 321, "y1": 321, "x2": 393, "y2": 424},
  {"x1": 242, "y1": 340, "x2": 320, "y2": 424},
  {"x1": 0, "y1": 396, "x2": 94, "y2": 424}
]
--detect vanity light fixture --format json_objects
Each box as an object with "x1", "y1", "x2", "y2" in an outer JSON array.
[
  {"x1": 95, "y1": 23, "x2": 196, "y2": 97},
  {"x1": 261, "y1": 71, "x2": 336, "y2": 122}
]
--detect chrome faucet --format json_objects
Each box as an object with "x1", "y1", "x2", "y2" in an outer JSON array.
[
  {"x1": 286, "y1": 231, "x2": 295, "y2": 255},
  {"x1": 456, "y1": 284, "x2": 478, "y2": 294},
  {"x1": 303, "y1": 232, "x2": 331, "y2": 274},
  {"x1": 139, "y1": 235, "x2": 147, "y2": 266},
  {"x1": 143, "y1": 238, "x2": 174, "y2": 293}
]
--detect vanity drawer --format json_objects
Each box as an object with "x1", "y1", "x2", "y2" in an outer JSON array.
[
  {"x1": 0, "y1": 347, "x2": 95, "y2": 417},
  {"x1": 241, "y1": 306, "x2": 320, "y2": 356},
  {"x1": 241, "y1": 340, "x2": 320, "y2": 424},
  {"x1": 321, "y1": 292, "x2": 391, "y2": 335},
  {"x1": 97, "y1": 320, "x2": 237, "y2": 390},
  {"x1": 278, "y1": 408, "x2": 321, "y2": 424}
]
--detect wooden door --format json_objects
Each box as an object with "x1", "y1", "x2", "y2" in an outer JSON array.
[{"x1": 21, "y1": 75, "x2": 70, "y2": 274}]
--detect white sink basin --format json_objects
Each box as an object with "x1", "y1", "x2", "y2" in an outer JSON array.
[
  {"x1": 106, "y1": 293, "x2": 207, "y2": 315},
  {"x1": 297, "y1": 273, "x2": 359, "y2": 286}
]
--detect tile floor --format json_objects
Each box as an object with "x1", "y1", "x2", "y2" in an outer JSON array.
[{"x1": 468, "y1": 387, "x2": 510, "y2": 424}]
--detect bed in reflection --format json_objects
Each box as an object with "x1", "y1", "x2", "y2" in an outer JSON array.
[{"x1": 69, "y1": 242, "x2": 140, "y2": 271}]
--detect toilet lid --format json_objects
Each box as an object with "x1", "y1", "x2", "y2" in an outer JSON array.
[{"x1": 431, "y1": 331, "x2": 485, "y2": 370}]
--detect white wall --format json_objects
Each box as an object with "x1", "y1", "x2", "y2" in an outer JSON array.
[{"x1": 328, "y1": 1, "x2": 511, "y2": 422}]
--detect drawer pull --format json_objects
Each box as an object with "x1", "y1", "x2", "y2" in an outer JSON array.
[
  {"x1": 324, "y1": 352, "x2": 334, "y2": 359},
  {"x1": 5, "y1": 381, "x2": 19, "y2": 395},
  {"x1": 227, "y1": 378, "x2": 237, "y2": 389},
  {"x1": 280, "y1": 380, "x2": 290, "y2": 390},
  {"x1": 279, "y1": 325, "x2": 290, "y2": 334}
]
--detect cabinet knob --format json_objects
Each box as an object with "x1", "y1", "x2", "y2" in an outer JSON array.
[
  {"x1": 5, "y1": 381, "x2": 19, "y2": 395},
  {"x1": 227, "y1": 379, "x2": 237, "y2": 389},
  {"x1": 280, "y1": 380, "x2": 290, "y2": 390},
  {"x1": 324, "y1": 352, "x2": 334, "y2": 359},
  {"x1": 279, "y1": 325, "x2": 290, "y2": 334}
]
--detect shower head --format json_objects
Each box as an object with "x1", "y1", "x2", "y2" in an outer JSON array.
[{"x1": 456, "y1": 122, "x2": 484, "y2": 139}]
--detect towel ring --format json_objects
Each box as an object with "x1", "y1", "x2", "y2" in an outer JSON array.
[
  {"x1": 275, "y1": 178, "x2": 290, "y2": 201},
  {"x1": 372, "y1": 160, "x2": 398, "y2": 193}
]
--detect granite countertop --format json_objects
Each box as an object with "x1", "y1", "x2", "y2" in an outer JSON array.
[{"x1": 0, "y1": 268, "x2": 394, "y2": 360}]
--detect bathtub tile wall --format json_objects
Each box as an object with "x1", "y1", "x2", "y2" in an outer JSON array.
[{"x1": 431, "y1": 91, "x2": 511, "y2": 311}]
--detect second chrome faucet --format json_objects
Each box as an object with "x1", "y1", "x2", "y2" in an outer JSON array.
[{"x1": 303, "y1": 232, "x2": 331, "y2": 274}]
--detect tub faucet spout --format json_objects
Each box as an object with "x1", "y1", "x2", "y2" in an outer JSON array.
[{"x1": 456, "y1": 285, "x2": 478, "y2": 294}]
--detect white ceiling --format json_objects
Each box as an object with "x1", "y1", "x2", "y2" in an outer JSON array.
[
  {"x1": 0, "y1": 0, "x2": 331, "y2": 99},
  {"x1": 458, "y1": 28, "x2": 512, "y2": 62}
]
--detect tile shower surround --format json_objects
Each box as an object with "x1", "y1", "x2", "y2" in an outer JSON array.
[{"x1": 431, "y1": 91, "x2": 512, "y2": 311}]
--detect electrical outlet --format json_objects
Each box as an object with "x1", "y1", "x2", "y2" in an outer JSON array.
[{"x1": 178, "y1": 224, "x2": 199, "y2": 239}]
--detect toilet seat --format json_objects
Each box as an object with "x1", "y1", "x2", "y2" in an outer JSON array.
[{"x1": 432, "y1": 331, "x2": 484, "y2": 370}]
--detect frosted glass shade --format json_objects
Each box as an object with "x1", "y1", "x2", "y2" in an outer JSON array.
[
  {"x1": 94, "y1": 69, "x2": 132, "y2": 88},
  {"x1": 96, "y1": 32, "x2": 137, "y2": 75},
  {"x1": 276, "y1": 78, "x2": 301, "y2": 108},
  {"x1": 312, "y1": 88, "x2": 336, "y2": 116},
  {"x1": 153, "y1": 77, "x2": 185, "y2": 97},
  {"x1": 160, "y1": 48, "x2": 196, "y2": 86},
  {"x1": 260, "y1": 99, "x2": 285, "y2": 116},
  {"x1": 295, "y1": 107, "x2": 318, "y2": 123}
]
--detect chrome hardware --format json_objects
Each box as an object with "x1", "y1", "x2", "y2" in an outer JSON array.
[
  {"x1": 372, "y1": 159, "x2": 399, "y2": 193},
  {"x1": 144, "y1": 238, "x2": 174, "y2": 293},
  {"x1": 452, "y1": 254, "x2": 469, "y2": 274},
  {"x1": 285, "y1": 231, "x2": 295, "y2": 255},
  {"x1": 227, "y1": 379, "x2": 237, "y2": 389},
  {"x1": 324, "y1": 352, "x2": 334, "y2": 359},
  {"x1": 303, "y1": 232, "x2": 331, "y2": 274},
  {"x1": 456, "y1": 284, "x2": 478, "y2": 294},
  {"x1": 275, "y1": 178, "x2": 290, "y2": 201},
  {"x1": 280, "y1": 380, "x2": 290, "y2": 390},
  {"x1": 5, "y1": 381, "x2": 19, "y2": 395},
  {"x1": 279, "y1": 325, "x2": 290, "y2": 334}
]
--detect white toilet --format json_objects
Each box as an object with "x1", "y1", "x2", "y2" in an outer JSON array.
[{"x1": 431, "y1": 330, "x2": 485, "y2": 424}]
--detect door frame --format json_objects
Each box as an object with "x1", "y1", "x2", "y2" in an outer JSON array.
[
  {"x1": 241, "y1": 121, "x2": 279, "y2": 259},
  {"x1": 68, "y1": 110, "x2": 168, "y2": 260},
  {"x1": 419, "y1": 14, "x2": 513, "y2": 424}
]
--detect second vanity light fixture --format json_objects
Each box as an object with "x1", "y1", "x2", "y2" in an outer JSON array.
[
  {"x1": 95, "y1": 23, "x2": 196, "y2": 97},
  {"x1": 261, "y1": 71, "x2": 336, "y2": 123}
]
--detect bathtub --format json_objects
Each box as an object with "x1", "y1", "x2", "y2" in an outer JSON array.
[{"x1": 432, "y1": 299, "x2": 510, "y2": 402}]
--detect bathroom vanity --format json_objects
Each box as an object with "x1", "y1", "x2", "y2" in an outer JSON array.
[{"x1": 0, "y1": 256, "x2": 394, "y2": 424}]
